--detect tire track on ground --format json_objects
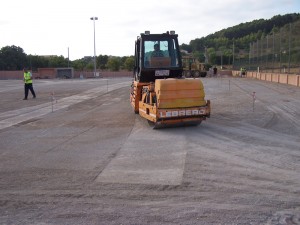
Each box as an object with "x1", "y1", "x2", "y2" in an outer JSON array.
[
  {"x1": 96, "y1": 117, "x2": 189, "y2": 185},
  {"x1": 0, "y1": 81, "x2": 129, "y2": 130}
]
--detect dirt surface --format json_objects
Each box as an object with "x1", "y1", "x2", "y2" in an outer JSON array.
[{"x1": 0, "y1": 77, "x2": 299, "y2": 225}]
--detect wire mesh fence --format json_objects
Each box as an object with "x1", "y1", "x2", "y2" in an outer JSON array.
[{"x1": 233, "y1": 21, "x2": 300, "y2": 74}]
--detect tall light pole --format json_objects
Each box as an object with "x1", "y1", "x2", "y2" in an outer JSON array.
[{"x1": 90, "y1": 17, "x2": 98, "y2": 77}]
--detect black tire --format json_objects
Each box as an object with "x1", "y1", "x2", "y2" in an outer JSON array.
[
  {"x1": 185, "y1": 71, "x2": 192, "y2": 78},
  {"x1": 193, "y1": 71, "x2": 200, "y2": 78},
  {"x1": 200, "y1": 72, "x2": 207, "y2": 77},
  {"x1": 147, "y1": 120, "x2": 156, "y2": 127}
]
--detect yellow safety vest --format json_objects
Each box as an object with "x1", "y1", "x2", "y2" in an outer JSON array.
[{"x1": 24, "y1": 72, "x2": 32, "y2": 84}]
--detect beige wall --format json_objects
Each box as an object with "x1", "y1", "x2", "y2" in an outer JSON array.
[{"x1": 233, "y1": 71, "x2": 299, "y2": 87}]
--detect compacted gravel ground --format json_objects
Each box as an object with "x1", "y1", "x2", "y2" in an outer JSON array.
[{"x1": 0, "y1": 77, "x2": 299, "y2": 225}]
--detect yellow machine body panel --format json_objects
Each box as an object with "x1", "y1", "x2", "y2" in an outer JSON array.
[
  {"x1": 130, "y1": 81, "x2": 148, "y2": 113},
  {"x1": 130, "y1": 78, "x2": 210, "y2": 128},
  {"x1": 155, "y1": 79, "x2": 206, "y2": 109}
]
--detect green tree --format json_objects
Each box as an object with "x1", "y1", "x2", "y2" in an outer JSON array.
[
  {"x1": 207, "y1": 48, "x2": 216, "y2": 65},
  {"x1": 48, "y1": 56, "x2": 68, "y2": 67},
  {"x1": 123, "y1": 56, "x2": 134, "y2": 71},
  {"x1": 0, "y1": 45, "x2": 27, "y2": 70},
  {"x1": 97, "y1": 55, "x2": 109, "y2": 70},
  {"x1": 190, "y1": 38, "x2": 205, "y2": 52},
  {"x1": 119, "y1": 56, "x2": 128, "y2": 70},
  {"x1": 107, "y1": 57, "x2": 121, "y2": 71},
  {"x1": 27, "y1": 55, "x2": 49, "y2": 71},
  {"x1": 86, "y1": 62, "x2": 94, "y2": 71},
  {"x1": 72, "y1": 59, "x2": 86, "y2": 71},
  {"x1": 180, "y1": 43, "x2": 192, "y2": 53},
  {"x1": 193, "y1": 51, "x2": 205, "y2": 62}
]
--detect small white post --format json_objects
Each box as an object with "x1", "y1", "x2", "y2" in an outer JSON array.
[{"x1": 252, "y1": 92, "x2": 256, "y2": 112}]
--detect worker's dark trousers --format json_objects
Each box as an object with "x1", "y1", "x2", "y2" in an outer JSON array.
[{"x1": 24, "y1": 83, "x2": 36, "y2": 99}]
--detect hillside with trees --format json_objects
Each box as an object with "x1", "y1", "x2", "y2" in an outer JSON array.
[{"x1": 181, "y1": 13, "x2": 300, "y2": 72}]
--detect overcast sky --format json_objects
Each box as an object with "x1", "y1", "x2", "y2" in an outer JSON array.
[{"x1": 1, "y1": 0, "x2": 299, "y2": 60}]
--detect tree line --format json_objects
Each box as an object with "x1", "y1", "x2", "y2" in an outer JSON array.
[{"x1": 0, "y1": 45, "x2": 135, "y2": 72}]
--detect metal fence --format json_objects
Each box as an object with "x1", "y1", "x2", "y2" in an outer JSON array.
[{"x1": 233, "y1": 21, "x2": 300, "y2": 74}]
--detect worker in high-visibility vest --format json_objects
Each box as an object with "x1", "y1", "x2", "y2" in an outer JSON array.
[
  {"x1": 23, "y1": 68, "x2": 36, "y2": 100},
  {"x1": 240, "y1": 67, "x2": 246, "y2": 77}
]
